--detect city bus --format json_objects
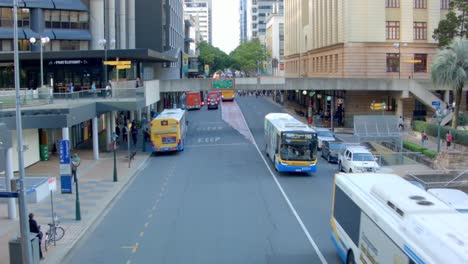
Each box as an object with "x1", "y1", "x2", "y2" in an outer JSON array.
[
  {"x1": 264, "y1": 113, "x2": 318, "y2": 173},
  {"x1": 331, "y1": 173, "x2": 468, "y2": 264},
  {"x1": 150, "y1": 108, "x2": 187, "y2": 153}
]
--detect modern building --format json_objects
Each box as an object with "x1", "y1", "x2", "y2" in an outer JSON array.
[
  {"x1": 265, "y1": 11, "x2": 284, "y2": 76},
  {"x1": 247, "y1": 0, "x2": 283, "y2": 39},
  {"x1": 239, "y1": 0, "x2": 248, "y2": 43},
  {"x1": 184, "y1": 15, "x2": 201, "y2": 77},
  {"x1": 183, "y1": 0, "x2": 212, "y2": 44},
  {"x1": 283, "y1": 0, "x2": 465, "y2": 126}
]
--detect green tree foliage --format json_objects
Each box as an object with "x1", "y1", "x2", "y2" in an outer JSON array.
[
  {"x1": 197, "y1": 41, "x2": 232, "y2": 73},
  {"x1": 431, "y1": 39, "x2": 468, "y2": 128},
  {"x1": 433, "y1": 0, "x2": 468, "y2": 47},
  {"x1": 230, "y1": 39, "x2": 268, "y2": 75}
]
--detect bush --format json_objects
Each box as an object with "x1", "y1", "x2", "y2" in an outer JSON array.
[
  {"x1": 412, "y1": 120, "x2": 468, "y2": 146},
  {"x1": 403, "y1": 141, "x2": 425, "y2": 152},
  {"x1": 422, "y1": 149, "x2": 437, "y2": 159}
]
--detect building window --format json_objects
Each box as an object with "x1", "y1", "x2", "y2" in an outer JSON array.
[
  {"x1": 414, "y1": 0, "x2": 427, "y2": 9},
  {"x1": 386, "y1": 53, "x2": 400, "y2": 72},
  {"x1": 0, "y1": 7, "x2": 13, "y2": 27},
  {"x1": 414, "y1": 54, "x2": 427, "y2": 72},
  {"x1": 60, "y1": 40, "x2": 80, "y2": 51},
  {"x1": 441, "y1": 0, "x2": 450, "y2": 9},
  {"x1": 44, "y1": 10, "x2": 88, "y2": 29},
  {"x1": 386, "y1": 0, "x2": 400, "y2": 8},
  {"x1": 414, "y1": 22, "x2": 427, "y2": 40},
  {"x1": 386, "y1": 21, "x2": 400, "y2": 40}
]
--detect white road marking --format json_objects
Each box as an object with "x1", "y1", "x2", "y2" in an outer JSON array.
[
  {"x1": 214, "y1": 137, "x2": 220, "y2": 142},
  {"x1": 185, "y1": 143, "x2": 249, "y2": 148},
  {"x1": 198, "y1": 138, "x2": 202, "y2": 143},
  {"x1": 236, "y1": 101, "x2": 329, "y2": 264}
]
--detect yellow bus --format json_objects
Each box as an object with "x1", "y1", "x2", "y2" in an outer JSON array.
[
  {"x1": 150, "y1": 109, "x2": 187, "y2": 153},
  {"x1": 220, "y1": 89, "x2": 235, "y2": 101}
]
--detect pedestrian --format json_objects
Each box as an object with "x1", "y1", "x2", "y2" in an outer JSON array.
[
  {"x1": 131, "y1": 125, "x2": 138, "y2": 146},
  {"x1": 144, "y1": 128, "x2": 150, "y2": 142},
  {"x1": 136, "y1": 77, "x2": 142, "y2": 88},
  {"x1": 91, "y1": 81, "x2": 96, "y2": 97},
  {"x1": 446, "y1": 130, "x2": 453, "y2": 150},
  {"x1": 29, "y1": 213, "x2": 44, "y2": 260},
  {"x1": 123, "y1": 125, "x2": 128, "y2": 143},
  {"x1": 115, "y1": 125, "x2": 121, "y2": 140},
  {"x1": 398, "y1": 116, "x2": 404, "y2": 131},
  {"x1": 421, "y1": 130, "x2": 428, "y2": 146},
  {"x1": 68, "y1": 82, "x2": 74, "y2": 93},
  {"x1": 105, "y1": 82, "x2": 112, "y2": 97}
]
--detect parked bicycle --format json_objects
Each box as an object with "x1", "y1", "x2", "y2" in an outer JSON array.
[{"x1": 44, "y1": 219, "x2": 65, "y2": 251}]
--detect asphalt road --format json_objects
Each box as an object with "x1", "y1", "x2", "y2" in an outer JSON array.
[{"x1": 64, "y1": 97, "x2": 341, "y2": 264}]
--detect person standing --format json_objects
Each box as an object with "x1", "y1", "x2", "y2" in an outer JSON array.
[
  {"x1": 29, "y1": 213, "x2": 44, "y2": 260},
  {"x1": 105, "y1": 82, "x2": 112, "y2": 97},
  {"x1": 123, "y1": 125, "x2": 128, "y2": 143},
  {"x1": 398, "y1": 116, "x2": 404, "y2": 131},
  {"x1": 91, "y1": 81, "x2": 96, "y2": 97},
  {"x1": 446, "y1": 130, "x2": 453, "y2": 150},
  {"x1": 421, "y1": 130, "x2": 428, "y2": 146},
  {"x1": 131, "y1": 125, "x2": 138, "y2": 147}
]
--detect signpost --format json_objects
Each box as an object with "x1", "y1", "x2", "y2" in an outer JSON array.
[
  {"x1": 104, "y1": 60, "x2": 132, "y2": 81},
  {"x1": 59, "y1": 140, "x2": 72, "y2": 193},
  {"x1": 432, "y1": 101, "x2": 441, "y2": 110},
  {"x1": 212, "y1": 79, "x2": 234, "y2": 89}
]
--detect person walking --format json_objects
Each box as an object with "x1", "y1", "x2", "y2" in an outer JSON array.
[
  {"x1": 398, "y1": 116, "x2": 404, "y2": 131},
  {"x1": 29, "y1": 213, "x2": 44, "y2": 260},
  {"x1": 131, "y1": 125, "x2": 138, "y2": 147},
  {"x1": 446, "y1": 130, "x2": 453, "y2": 150},
  {"x1": 421, "y1": 130, "x2": 428, "y2": 147},
  {"x1": 91, "y1": 81, "x2": 96, "y2": 97},
  {"x1": 105, "y1": 82, "x2": 112, "y2": 97}
]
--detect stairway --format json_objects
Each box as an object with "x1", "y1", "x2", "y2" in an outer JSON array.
[{"x1": 409, "y1": 81, "x2": 454, "y2": 125}]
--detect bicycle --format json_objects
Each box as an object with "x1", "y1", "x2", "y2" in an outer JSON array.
[{"x1": 43, "y1": 220, "x2": 65, "y2": 251}]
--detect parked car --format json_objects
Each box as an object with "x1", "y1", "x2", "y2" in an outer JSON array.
[
  {"x1": 338, "y1": 146, "x2": 380, "y2": 173},
  {"x1": 315, "y1": 128, "x2": 335, "y2": 149},
  {"x1": 321, "y1": 141, "x2": 345, "y2": 163},
  {"x1": 207, "y1": 91, "x2": 220, "y2": 109}
]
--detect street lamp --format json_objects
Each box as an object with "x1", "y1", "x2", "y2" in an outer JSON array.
[
  {"x1": 29, "y1": 36, "x2": 50, "y2": 89},
  {"x1": 393, "y1": 42, "x2": 407, "y2": 79},
  {"x1": 435, "y1": 109, "x2": 447, "y2": 153},
  {"x1": 111, "y1": 132, "x2": 118, "y2": 182},
  {"x1": 98, "y1": 39, "x2": 116, "y2": 86},
  {"x1": 71, "y1": 154, "x2": 81, "y2": 220}
]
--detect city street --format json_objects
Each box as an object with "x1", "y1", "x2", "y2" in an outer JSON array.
[{"x1": 63, "y1": 97, "x2": 342, "y2": 264}]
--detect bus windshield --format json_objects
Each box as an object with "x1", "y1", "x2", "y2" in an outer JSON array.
[{"x1": 280, "y1": 132, "x2": 317, "y2": 161}]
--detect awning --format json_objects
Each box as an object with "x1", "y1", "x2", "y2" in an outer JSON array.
[
  {"x1": 162, "y1": 48, "x2": 181, "y2": 59},
  {"x1": 23, "y1": 28, "x2": 41, "y2": 40},
  {"x1": 0, "y1": 0, "x2": 25, "y2": 7},
  {"x1": 52, "y1": 29, "x2": 91, "y2": 40},
  {"x1": 0, "y1": 28, "x2": 26, "y2": 40},
  {"x1": 52, "y1": 0, "x2": 88, "y2": 11},
  {"x1": 24, "y1": 0, "x2": 54, "y2": 9}
]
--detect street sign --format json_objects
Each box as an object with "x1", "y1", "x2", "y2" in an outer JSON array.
[
  {"x1": 116, "y1": 65, "x2": 131, "y2": 70},
  {"x1": 59, "y1": 140, "x2": 72, "y2": 193},
  {"x1": 432, "y1": 101, "x2": 441, "y2": 110},
  {"x1": 104, "y1": 60, "x2": 131, "y2": 66},
  {"x1": 403, "y1": 59, "x2": 422, "y2": 63},
  {"x1": 370, "y1": 102, "x2": 386, "y2": 110},
  {"x1": 212, "y1": 79, "x2": 234, "y2": 89}
]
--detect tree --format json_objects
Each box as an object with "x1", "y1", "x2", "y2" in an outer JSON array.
[
  {"x1": 230, "y1": 39, "x2": 267, "y2": 75},
  {"x1": 431, "y1": 39, "x2": 468, "y2": 128},
  {"x1": 433, "y1": 0, "x2": 468, "y2": 47},
  {"x1": 197, "y1": 41, "x2": 232, "y2": 74}
]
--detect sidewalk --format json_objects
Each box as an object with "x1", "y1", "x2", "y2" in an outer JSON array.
[{"x1": 0, "y1": 144, "x2": 151, "y2": 263}]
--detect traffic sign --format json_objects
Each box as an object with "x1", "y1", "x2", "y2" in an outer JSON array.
[
  {"x1": 116, "y1": 65, "x2": 131, "y2": 70},
  {"x1": 59, "y1": 140, "x2": 70, "y2": 164},
  {"x1": 432, "y1": 101, "x2": 441, "y2": 110},
  {"x1": 212, "y1": 79, "x2": 234, "y2": 89},
  {"x1": 104, "y1": 60, "x2": 131, "y2": 66}
]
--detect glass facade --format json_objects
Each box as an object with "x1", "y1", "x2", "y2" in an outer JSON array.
[{"x1": 44, "y1": 10, "x2": 89, "y2": 29}]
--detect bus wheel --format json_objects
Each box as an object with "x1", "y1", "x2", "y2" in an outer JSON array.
[
  {"x1": 273, "y1": 156, "x2": 278, "y2": 171},
  {"x1": 346, "y1": 250, "x2": 356, "y2": 264}
]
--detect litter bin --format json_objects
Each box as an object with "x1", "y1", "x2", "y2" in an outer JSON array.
[
  {"x1": 9, "y1": 233, "x2": 40, "y2": 264},
  {"x1": 40, "y1": 145, "x2": 49, "y2": 161}
]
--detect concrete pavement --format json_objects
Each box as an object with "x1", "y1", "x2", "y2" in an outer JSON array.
[{"x1": 0, "y1": 145, "x2": 151, "y2": 263}]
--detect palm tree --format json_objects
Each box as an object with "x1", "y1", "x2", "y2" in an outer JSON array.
[{"x1": 431, "y1": 39, "x2": 468, "y2": 128}]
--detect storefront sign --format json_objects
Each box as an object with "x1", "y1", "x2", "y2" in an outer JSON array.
[{"x1": 48, "y1": 60, "x2": 89, "y2": 66}]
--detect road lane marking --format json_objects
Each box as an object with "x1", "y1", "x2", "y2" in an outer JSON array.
[
  {"x1": 145, "y1": 222, "x2": 149, "y2": 228},
  {"x1": 148, "y1": 213, "x2": 153, "y2": 218},
  {"x1": 236, "y1": 101, "x2": 329, "y2": 264},
  {"x1": 185, "y1": 143, "x2": 249, "y2": 148},
  {"x1": 126, "y1": 260, "x2": 131, "y2": 264},
  {"x1": 152, "y1": 206, "x2": 156, "y2": 210},
  {"x1": 132, "y1": 243, "x2": 139, "y2": 253},
  {"x1": 139, "y1": 232, "x2": 144, "y2": 237}
]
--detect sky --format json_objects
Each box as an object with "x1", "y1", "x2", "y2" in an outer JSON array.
[{"x1": 212, "y1": 0, "x2": 240, "y2": 54}]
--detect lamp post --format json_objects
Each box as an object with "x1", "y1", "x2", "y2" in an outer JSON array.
[
  {"x1": 393, "y1": 42, "x2": 407, "y2": 79},
  {"x1": 71, "y1": 154, "x2": 81, "y2": 220},
  {"x1": 111, "y1": 132, "x2": 118, "y2": 182},
  {"x1": 13, "y1": 0, "x2": 33, "y2": 262},
  {"x1": 29, "y1": 36, "x2": 50, "y2": 88},
  {"x1": 99, "y1": 39, "x2": 116, "y2": 86}
]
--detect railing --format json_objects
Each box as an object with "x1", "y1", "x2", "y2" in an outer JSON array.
[
  {"x1": 374, "y1": 152, "x2": 421, "y2": 166},
  {"x1": 0, "y1": 87, "x2": 146, "y2": 110},
  {"x1": 405, "y1": 170, "x2": 468, "y2": 189}
]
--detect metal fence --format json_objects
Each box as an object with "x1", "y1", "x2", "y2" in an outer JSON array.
[
  {"x1": 405, "y1": 170, "x2": 468, "y2": 189},
  {"x1": 354, "y1": 115, "x2": 403, "y2": 150}
]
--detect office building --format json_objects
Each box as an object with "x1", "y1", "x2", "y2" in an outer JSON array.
[
  {"x1": 265, "y1": 12, "x2": 284, "y2": 76},
  {"x1": 247, "y1": 0, "x2": 283, "y2": 39},
  {"x1": 183, "y1": 0, "x2": 212, "y2": 44},
  {"x1": 239, "y1": 0, "x2": 247, "y2": 43}
]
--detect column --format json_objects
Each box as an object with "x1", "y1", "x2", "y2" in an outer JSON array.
[
  {"x1": 5, "y1": 147, "x2": 17, "y2": 219},
  {"x1": 396, "y1": 97, "x2": 404, "y2": 118},
  {"x1": 136, "y1": 109, "x2": 142, "y2": 122},
  {"x1": 62, "y1": 127, "x2": 69, "y2": 140},
  {"x1": 128, "y1": 0, "x2": 136, "y2": 48},
  {"x1": 119, "y1": 0, "x2": 127, "y2": 48},
  {"x1": 111, "y1": 111, "x2": 117, "y2": 137},
  {"x1": 444, "y1": 90, "x2": 450, "y2": 103},
  {"x1": 92, "y1": 117, "x2": 99, "y2": 160},
  {"x1": 146, "y1": 106, "x2": 151, "y2": 122},
  {"x1": 90, "y1": 0, "x2": 105, "y2": 50},
  {"x1": 109, "y1": 0, "x2": 116, "y2": 45},
  {"x1": 106, "y1": 112, "x2": 112, "y2": 151},
  {"x1": 130, "y1": 111, "x2": 135, "y2": 121}
]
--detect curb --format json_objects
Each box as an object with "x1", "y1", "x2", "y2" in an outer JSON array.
[{"x1": 45, "y1": 153, "x2": 152, "y2": 264}]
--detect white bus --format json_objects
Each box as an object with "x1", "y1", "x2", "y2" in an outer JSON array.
[
  {"x1": 331, "y1": 173, "x2": 468, "y2": 264},
  {"x1": 264, "y1": 113, "x2": 318, "y2": 173}
]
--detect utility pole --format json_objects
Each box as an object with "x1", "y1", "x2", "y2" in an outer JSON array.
[{"x1": 13, "y1": 0, "x2": 33, "y2": 262}]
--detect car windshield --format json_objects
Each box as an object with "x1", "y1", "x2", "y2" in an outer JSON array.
[
  {"x1": 353, "y1": 153, "x2": 375, "y2": 161},
  {"x1": 317, "y1": 131, "x2": 334, "y2": 138},
  {"x1": 329, "y1": 143, "x2": 344, "y2": 150},
  {"x1": 280, "y1": 132, "x2": 317, "y2": 161},
  {"x1": 209, "y1": 94, "x2": 217, "y2": 99}
]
